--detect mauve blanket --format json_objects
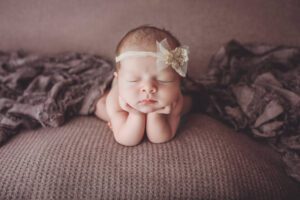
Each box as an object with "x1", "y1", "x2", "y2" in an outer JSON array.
[
  {"x1": 0, "y1": 40, "x2": 299, "y2": 183},
  {"x1": 183, "y1": 40, "x2": 300, "y2": 183},
  {"x1": 0, "y1": 51, "x2": 114, "y2": 144}
]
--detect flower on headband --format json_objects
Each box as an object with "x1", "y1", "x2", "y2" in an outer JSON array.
[
  {"x1": 115, "y1": 38, "x2": 189, "y2": 77},
  {"x1": 156, "y1": 39, "x2": 189, "y2": 77}
]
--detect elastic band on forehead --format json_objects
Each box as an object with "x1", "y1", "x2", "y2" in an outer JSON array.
[
  {"x1": 115, "y1": 51, "x2": 157, "y2": 62},
  {"x1": 115, "y1": 38, "x2": 189, "y2": 77}
]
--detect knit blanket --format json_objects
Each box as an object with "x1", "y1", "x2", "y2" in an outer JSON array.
[
  {"x1": 183, "y1": 40, "x2": 300, "y2": 183},
  {"x1": 0, "y1": 51, "x2": 114, "y2": 144},
  {"x1": 0, "y1": 40, "x2": 299, "y2": 183}
]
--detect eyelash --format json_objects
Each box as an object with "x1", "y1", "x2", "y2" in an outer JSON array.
[
  {"x1": 127, "y1": 80, "x2": 139, "y2": 82},
  {"x1": 126, "y1": 79, "x2": 174, "y2": 83},
  {"x1": 158, "y1": 80, "x2": 174, "y2": 83}
]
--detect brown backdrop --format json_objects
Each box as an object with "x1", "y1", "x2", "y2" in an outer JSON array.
[{"x1": 0, "y1": 0, "x2": 300, "y2": 76}]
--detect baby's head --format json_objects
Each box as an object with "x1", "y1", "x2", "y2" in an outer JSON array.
[
  {"x1": 114, "y1": 25, "x2": 189, "y2": 113},
  {"x1": 115, "y1": 25, "x2": 182, "y2": 70}
]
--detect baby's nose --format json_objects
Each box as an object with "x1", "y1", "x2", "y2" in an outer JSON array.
[{"x1": 141, "y1": 83, "x2": 157, "y2": 94}]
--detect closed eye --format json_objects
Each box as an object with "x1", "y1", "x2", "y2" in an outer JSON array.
[
  {"x1": 158, "y1": 80, "x2": 175, "y2": 83},
  {"x1": 127, "y1": 80, "x2": 139, "y2": 82}
]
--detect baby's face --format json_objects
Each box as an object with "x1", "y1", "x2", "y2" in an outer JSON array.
[{"x1": 117, "y1": 56, "x2": 181, "y2": 113}]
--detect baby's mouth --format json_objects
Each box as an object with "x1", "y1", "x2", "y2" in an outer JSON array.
[{"x1": 139, "y1": 99, "x2": 157, "y2": 105}]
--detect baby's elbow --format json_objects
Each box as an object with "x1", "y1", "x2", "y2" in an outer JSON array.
[
  {"x1": 114, "y1": 132, "x2": 143, "y2": 147},
  {"x1": 115, "y1": 137, "x2": 141, "y2": 147},
  {"x1": 148, "y1": 130, "x2": 175, "y2": 144}
]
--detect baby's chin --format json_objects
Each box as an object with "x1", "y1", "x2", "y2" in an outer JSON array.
[
  {"x1": 134, "y1": 103, "x2": 168, "y2": 114},
  {"x1": 129, "y1": 100, "x2": 173, "y2": 113},
  {"x1": 135, "y1": 106, "x2": 157, "y2": 114}
]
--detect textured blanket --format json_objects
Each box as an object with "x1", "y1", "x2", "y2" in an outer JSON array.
[
  {"x1": 183, "y1": 40, "x2": 300, "y2": 183},
  {"x1": 0, "y1": 40, "x2": 299, "y2": 183},
  {"x1": 0, "y1": 50, "x2": 114, "y2": 144}
]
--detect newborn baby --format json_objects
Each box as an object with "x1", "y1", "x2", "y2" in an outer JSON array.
[{"x1": 95, "y1": 25, "x2": 192, "y2": 146}]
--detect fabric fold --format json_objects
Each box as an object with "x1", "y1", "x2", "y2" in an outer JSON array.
[
  {"x1": 182, "y1": 40, "x2": 300, "y2": 183},
  {"x1": 0, "y1": 51, "x2": 114, "y2": 144}
]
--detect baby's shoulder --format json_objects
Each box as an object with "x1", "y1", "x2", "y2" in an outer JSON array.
[
  {"x1": 106, "y1": 78, "x2": 121, "y2": 113},
  {"x1": 107, "y1": 77, "x2": 118, "y2": 99}
]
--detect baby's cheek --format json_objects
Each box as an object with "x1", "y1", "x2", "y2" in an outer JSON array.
[{"x1": 159, "y1": 87, "x2": 181, "y2": 104}]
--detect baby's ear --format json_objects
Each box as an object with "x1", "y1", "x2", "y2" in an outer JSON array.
[{"x1": 113, "y1": 72, "x2": 118, "y2": 78}]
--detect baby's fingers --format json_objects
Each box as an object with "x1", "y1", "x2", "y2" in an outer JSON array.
[
  {"x1": 163, "y1": 105, "x2": 172, "y2": 114},
  {"x1": 107, "y1": 121, "x2": 112, "y2": 130},
  {"x1": 125, "y1": 103, "x2": 141, "y2": 114},
  {"x1": 153, "y1": 105, "x2": 171, "y2": 114}
]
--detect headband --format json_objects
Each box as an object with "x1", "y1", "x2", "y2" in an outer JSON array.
[{"x1": 115, "y1": 38, "x2": 189, "y2": 77}]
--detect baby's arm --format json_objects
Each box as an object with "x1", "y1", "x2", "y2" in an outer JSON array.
[
  {"x1": 146, "y1": 93, "x2": 184, "y2": 143},
  {"x1": 106, "y1": 91, "x2": 146, "y2": 146}
]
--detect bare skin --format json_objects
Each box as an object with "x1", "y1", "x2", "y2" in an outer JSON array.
[
  {"x1": 94, "y1": 55, "x2": 192, "y2": 146},
  {"x1": 95, "y1": 78, "x2": 192, "y2": 146}
]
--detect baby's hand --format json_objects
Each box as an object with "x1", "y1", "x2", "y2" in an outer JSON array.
[
  {"x1": 152, "y1": 104, "x2": 173, "y2": 114},
  {"x1": 170, "y1": 93, "x2": 183, "y2": 116},
  {"x1": 152, "y1": 94, "x2": 183, "y2": 116},
  {"x1": 119, "y1": 96, "x2": 141, "y2": 115},
  {"x1": 107, "y1": 121, "x2": 112, "y2": 130}
]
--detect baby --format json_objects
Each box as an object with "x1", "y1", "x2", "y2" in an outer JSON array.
[{"x1": 95, "y1": 25, "x2": 192, "y2": 146}]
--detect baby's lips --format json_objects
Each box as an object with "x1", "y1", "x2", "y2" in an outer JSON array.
[{"x1": 139, "y1": 99, "x2": 157, "y2": 104}]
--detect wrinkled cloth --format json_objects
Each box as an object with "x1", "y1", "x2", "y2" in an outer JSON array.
[
  {"x1": 0, "y1": 50, "x2": 114, "y2": 144},
  {"x1": 183, "y1": 40, "x2": 300, "y2": 183},
  {"x1": 1, "y1": 40, "x2": 300, "y2": 184}
]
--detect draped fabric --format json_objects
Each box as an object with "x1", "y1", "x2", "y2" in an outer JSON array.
[
  {"x1": 0, "y1": 51, "x2": 114, "y2": 144},
  {"x1": 1, "y1": 40, "x2": 299, "y2": 183},
  {"x1": 183, "y1": 40, "x2": 300, "y2": 182}
]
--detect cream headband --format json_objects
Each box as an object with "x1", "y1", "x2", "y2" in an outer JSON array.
[{"x1": 115, "y1": 38, "x2": 189, "y2": 77}]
